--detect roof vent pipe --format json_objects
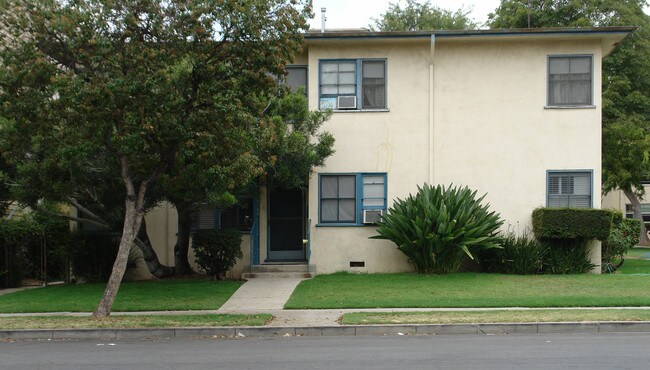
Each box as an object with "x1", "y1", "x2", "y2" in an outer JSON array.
[{"x1": 321, "y1": 7, "x2": 327, "y2": 32}]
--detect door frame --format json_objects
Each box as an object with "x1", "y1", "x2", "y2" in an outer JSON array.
[{"x1": 266, "y1": 188, "x2": 306, "y2": 261}]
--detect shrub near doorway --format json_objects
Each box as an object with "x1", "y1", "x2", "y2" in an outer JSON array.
[{"x1": 372, "y1": 184, "x2": 503, "y2": 274}]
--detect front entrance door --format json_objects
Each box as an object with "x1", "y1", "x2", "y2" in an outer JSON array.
[{"x1": 268, "y1": 188, "x2": 305, "y2": 261}]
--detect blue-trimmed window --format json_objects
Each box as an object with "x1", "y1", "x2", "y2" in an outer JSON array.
[
  {"x1": 548, "y1": 55, "x2": 593, "y2": 106},
  {"x1": 547, "y1": 171, "x2": 592, "y2": 208},
  {"x1": 319, "y1": 173, "x2": 387, "y2": 225},
  {"x1": 319, "y1": 59, "x2": 386, "y2": 110},
  {"x1": 191, "y1": 197, "x2": 254, "y2": 233}
]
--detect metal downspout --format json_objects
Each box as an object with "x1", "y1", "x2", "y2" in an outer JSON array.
[
  {"x1": 307, "y1": 219, "x2": 311, "y2": 274},
  {"x1": 429, "y1": 34, "x2": 436, "y2": 185}
]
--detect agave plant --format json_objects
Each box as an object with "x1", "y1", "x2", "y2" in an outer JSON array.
[{"x1": 372, "y1": 184, "x2": 503, "y2": 274}]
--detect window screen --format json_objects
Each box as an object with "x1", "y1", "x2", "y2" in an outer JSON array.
[
  {"x1": 286, "y1": 66, "x2": 307, "y2": 94},
  {"x1": 320, "y1": 175, "x2": 357, "y2": 223},
  {"x1": 548, "y1": 56, "x2": 592, "y2": 106},
  {"x1": 362, "y1": 61, "x2": 386, "y2": 109}
]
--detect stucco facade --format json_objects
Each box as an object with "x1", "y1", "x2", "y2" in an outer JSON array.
[{"x1": 137, "y1": 28, "x2": 631, "y2": 279}]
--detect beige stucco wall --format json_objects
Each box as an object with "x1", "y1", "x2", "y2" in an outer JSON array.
[
  {"x1": 132, "y1": 35, "x2": 612, "y2": 277},
  {"x1": 433, "y1": 38, "x2": 603, "y2": 232},
  {"x1": 305, "y1": 36, "x2": 605, "y2": 274},
  {"x1": 306, "y1": 40, "x2": 430, "y2": 274},
  {"x1": 602, "y1": 185, "x2": 650, "y2": 212}
]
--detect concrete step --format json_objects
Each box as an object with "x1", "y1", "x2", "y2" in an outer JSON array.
[
  {"x1": 250, "y1": 264, "x2": 315, "y2": 273},
  {"x1": 241, "y1": 271, "x2": 314, "y2": 279}
]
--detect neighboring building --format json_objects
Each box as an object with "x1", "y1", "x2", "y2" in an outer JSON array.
[
  {"x1": 602, "y1": 182, "x2": 650, "y2": 221},
  {"x1": 140, "y1": 27, "x2": 633, "y2": 279}
]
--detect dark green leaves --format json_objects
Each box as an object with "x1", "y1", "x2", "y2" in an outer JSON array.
[{"x1": 372, "y1": 184, "x2": 503, "y2": 274}]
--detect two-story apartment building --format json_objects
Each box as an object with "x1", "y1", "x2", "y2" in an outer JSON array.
[{"x1": 140, "y1": 27, "x2": 633, "y2": 279}]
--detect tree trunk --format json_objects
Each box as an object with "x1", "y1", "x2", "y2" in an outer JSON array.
[
  {"x1": 173, "y1": 205, "x2": 194, "y2": 276},
  {"x1": 93, "y1": 197, "x2": 140, "y2": 317},
  {"x1": 623, "y1": 189, "x2": 650, "y2": 246},
  {"x1": 94, "y1": 158, "x2": 153, "y2": 318},
  {"x1": 135, "y1": 218, "x2": 175, "y2": 278}
]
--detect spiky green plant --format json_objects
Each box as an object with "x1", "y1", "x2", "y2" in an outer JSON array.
[{"x1": 372, "y1": 184, "x2": 503, "y2": 274}]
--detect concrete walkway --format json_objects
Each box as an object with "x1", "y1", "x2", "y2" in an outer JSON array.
[
  {"x1": 218, "y1": 278, "x2": 305, "y2": 311},
  {"x1": 0, "y1": 285, "x2": 42, "y2": 296}
]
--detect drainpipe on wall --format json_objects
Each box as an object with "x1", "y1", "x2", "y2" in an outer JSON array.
[{"x1": 429, "y1": 34, "x2": 436, "y2": 185}]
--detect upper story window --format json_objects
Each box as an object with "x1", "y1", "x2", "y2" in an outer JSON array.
[
  {"x1": 286, "y1": 65, "x2": 307, "y2": 95},
  {"x1": 319, "y1": 59, "x2": 386, "y2": 111},
  {"x1": 547, "y1": 55, "x2": 593, "y2": 107},
  {"x1": 547, "y1": 171, "x2": 592, "y2": 208}
]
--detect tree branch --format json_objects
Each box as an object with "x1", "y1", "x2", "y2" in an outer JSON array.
[
  {"x1": 34, "y1": 206, "x2": 110, "y2": 229},
  {"x1": 65, "y1": 197, "x2": 105, "y2": 223}
]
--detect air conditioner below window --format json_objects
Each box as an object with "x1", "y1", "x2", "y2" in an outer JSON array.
[
  {"x1": 337, "y1": 96, "x2": 357, "y2": 109},
  {"x1": 363, "y1": 209, "x2": 384, "y2": 224}
]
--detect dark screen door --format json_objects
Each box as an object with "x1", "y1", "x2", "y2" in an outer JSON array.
[{"x1": 268, "y1": 188, "x2": 305, "y2": 260}]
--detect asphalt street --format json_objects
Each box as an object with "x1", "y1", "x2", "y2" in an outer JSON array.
[{"x1": 1, "y1": 332, "x2": 649, "y2": 370}]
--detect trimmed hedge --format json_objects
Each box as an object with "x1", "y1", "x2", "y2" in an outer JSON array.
[{"x1": 532, "y1": 208, "x2": 613, "y2": 241}]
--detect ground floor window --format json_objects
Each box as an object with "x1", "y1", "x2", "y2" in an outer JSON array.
[
  {"x1": 319, "y1": 173, "x2": 387, "y2": 225},
  {"x1": 547, "y1": 170, "x2": 592, "y2": 208},
  {"x1": 192, "y1": 196, "x2": 254, "y2": 233}
]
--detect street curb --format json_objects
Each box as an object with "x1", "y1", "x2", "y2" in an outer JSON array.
[{"x1": 2, "y1": 321, "x2": 650, "y2": 340}]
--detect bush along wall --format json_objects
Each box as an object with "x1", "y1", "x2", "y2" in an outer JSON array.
[
  {"x1": 372, "y1": 184, "x2": 503, "y2": 274},
  {"x1": 531, "y1": 208, "x2": 613, "y2": 274},
  {"x1": 601, "y1": 211, "x2": 641, "y2": 273}
]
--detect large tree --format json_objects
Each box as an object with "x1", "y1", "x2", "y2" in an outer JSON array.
[
  {"x1": 161, "y1": 89, "x2": 334, "y2": 276},
  {"x1": 488, "y1": 0, "x2": 650, "y2": 244},
  {"x1": 0, "y1": 0, "x2": 311, "y2": 317},
  {"x1": 370, "y1": 0, "x2": 477, "y2": 31}
]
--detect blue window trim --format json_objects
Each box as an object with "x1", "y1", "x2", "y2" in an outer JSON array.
[
  {"x1": 318, "y1": 58, "x2": 387, "y2": 111},
  {"x1": 317, "y1": 172, "x2": 388, "y2": 226},
  {"x1": 546, "y1": 54, "x2": 594, "y2": 108},
  {"x1": 545, "y1": 169, "x2": 593, "y2": 208}
]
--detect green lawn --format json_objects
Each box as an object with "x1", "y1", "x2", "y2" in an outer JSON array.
[
  {"x1": 341, "y1": 309, "x2": 650, "y2": 325},
  {"x1": 0, "y1": 279, "x2": 242, "y2": 313},
  {"x1": 0, "y1": 314, "x2": 271, "y2": 330},
  {"x1": 286, "y1": 269, "x2": 650, "y2": 309}
]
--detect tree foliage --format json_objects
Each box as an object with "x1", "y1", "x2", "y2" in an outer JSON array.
[
  {"x1": 0, "y1": 0, "x2": 311, "y2": 316},
  {"x1": 487, "y1": 0, "x2": 646, "y2": 28},
  {"x1": 370, "y1": 0, "x2": 477, "y2": 31},
  {"x1": 489, "y1": 0, "x2": 650, "y2": 244}
]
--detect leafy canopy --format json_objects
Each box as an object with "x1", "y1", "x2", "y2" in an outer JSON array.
[
  {"x1": 0, "y1": 0, "x2": 312, "y2": 316},
  {"x1": 370, "y1": 0, "x2": 477, "y2": 31}
]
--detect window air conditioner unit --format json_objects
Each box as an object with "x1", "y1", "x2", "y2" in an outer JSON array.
[
  {"x1": 363, "y1": 209, "x2": 384, "y2": 224},
  {"x1": 337, "y1": 96, "x2": 357, "y2": 110}
]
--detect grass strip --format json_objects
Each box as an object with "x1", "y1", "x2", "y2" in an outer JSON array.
[
  {"x1": 0, "y1": 279, "x2": 242, "y2": 313},
  {"x1": 341, "y1": 309, "x2": 650, "y2": 325},
  {"x1": 0, "y1": 314, "x2": 272, "y2": 330}
]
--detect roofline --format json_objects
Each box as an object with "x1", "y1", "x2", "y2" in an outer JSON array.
[{"x1": 303, "y1": 27, "x2": 636, "y2": 41}]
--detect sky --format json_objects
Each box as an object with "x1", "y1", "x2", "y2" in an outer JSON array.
[
  {"x1": 307, "y1": 0, "x2": 650, "y2": 30},
  {"x1": 308, "y1": 0, "x2": 506, "y2": 30}
]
